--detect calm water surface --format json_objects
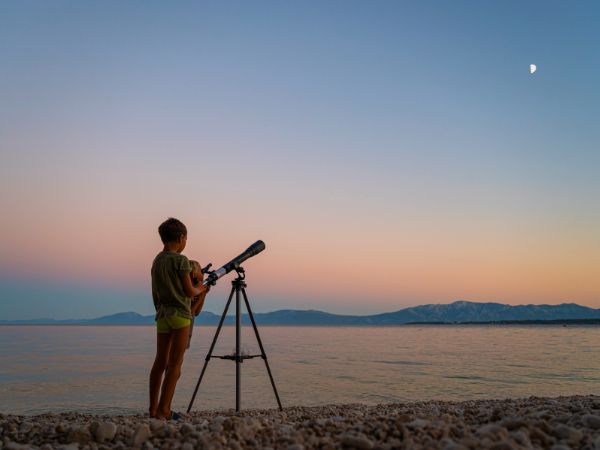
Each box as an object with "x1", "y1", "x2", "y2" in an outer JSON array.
[{"x1": 0, "y1": 325, "x2": 598, "y2": 415}]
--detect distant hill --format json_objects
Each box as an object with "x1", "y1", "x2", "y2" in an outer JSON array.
[
  {"x1": 366, "y1": 301, "x2": 600, "y2": 324},
  {"x1": 1, "y1": 301, "x2": 600, "y2": 325},
  {"x1": 87, "y1": 312, "x2": 152, "y2": 325}
]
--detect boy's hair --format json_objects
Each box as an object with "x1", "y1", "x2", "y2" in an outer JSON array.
[{"x1": 158, "y1": 218, "x2": 187, "y2": 244}]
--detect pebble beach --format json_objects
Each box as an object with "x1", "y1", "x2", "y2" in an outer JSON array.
[{"x1": 2, "y1": 396, "x2": 600, "y2": 450}]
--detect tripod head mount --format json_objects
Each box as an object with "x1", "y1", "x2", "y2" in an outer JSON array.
[
  {"x1": 234, "y1": 265, "x2": 246, "y2": 279},
  {"x1": 231, "y1": 265, "x2": 247, "y2": 288}
]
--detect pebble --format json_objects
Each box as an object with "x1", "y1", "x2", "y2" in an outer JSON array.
[
  {"x1": 501, "y1": 418, "x2": 528, "y2": 430},
  {"x1": 57, "y1": 445, "x2": 79, "y2": 450},
  {"x1": 477, "y1": 423, "x2": 502, "y2": 436},
  {"x1": 131, "y1": 424, "x2": 151, "y2": 447},
  {"x1": 5, "y1": 442, "x2": 32, "y2": 450},
  {"x1": 556, "y1": 423, "x2": 583, "y2": 443},
  {"x1": 406, "y1": 418, "x2": 429, "y2": 429},
  {"x1": 18, "y1": 422, "x2": 33, "y2": 434},
  {"x1": 67, "y1": 426, "x2": 91, "y2": 444},
  {"x1": 442, "y1": 441, "x2": 468, "y2": 450},
  {"x1": 583, "y1": 414, "x2": 600, "y2": 430},
  {"x1": 94, "y1": 421, "x2": 117, "y2": 442},
  {"x1": 279, "y1": 424, "x2": 294, "y2": 435},
  {"x1": 148, "y1": 419, "x2": 164, "y2": 432},
  {"x1": 488, "y1": 442, "x2": 515, "y2": 450},
  {"x1": 210, "y1": 416, "x2": 225, "y2": 432},
  {"x1": 89, "y1": 421, "x2": 100, "y2": 435},
  {"x1": 180, "y1": 422, "x2": 194, "y2": 435},
  {"x1": 511, "y1": 430, "x2": 532, "y2": 448},
  {"x1": 340, "y1": 433, "x2": 374, "y2": 449}
]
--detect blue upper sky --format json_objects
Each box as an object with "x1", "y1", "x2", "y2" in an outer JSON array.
[{"x1": 1, "y1": 1, "x2": 598, "y2": 319}]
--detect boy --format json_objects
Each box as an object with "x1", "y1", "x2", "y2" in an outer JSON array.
[{"x1": 149, "y1": 218, "x2": 210, "y2": 419}]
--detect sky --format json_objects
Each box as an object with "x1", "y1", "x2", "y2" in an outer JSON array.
[{"x1": 0, "y1": 1, "x2": 599, "y2": 320}]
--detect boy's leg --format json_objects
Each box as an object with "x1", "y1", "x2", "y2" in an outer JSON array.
[
  {"x1": 157, "y1": 325, "x2": 190, "y2": 418},
  {"x1": 149, "y1": 331, "x2": 173, "y2": 417}
]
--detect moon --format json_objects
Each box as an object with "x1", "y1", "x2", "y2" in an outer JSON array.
[{"x1": 530, "y1": 64, "x2": 537, "y2": 74}]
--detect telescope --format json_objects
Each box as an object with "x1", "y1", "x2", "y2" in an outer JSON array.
[{"x1": 202, "y1": 240, "x2": 265, "y2": 286}]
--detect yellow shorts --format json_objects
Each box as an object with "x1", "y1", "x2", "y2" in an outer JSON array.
[{"x1": 156, "y1": 315, "x2": 191, "y2": 334}]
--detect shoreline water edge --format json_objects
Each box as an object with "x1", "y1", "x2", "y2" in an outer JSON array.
[{"x1": 1, "y1": 396, "x2": 599, "y2": 449}]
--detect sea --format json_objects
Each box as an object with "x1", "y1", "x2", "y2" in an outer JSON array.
[{"x1": 1, "y1": 325, "x2": 599, "y2": 415}]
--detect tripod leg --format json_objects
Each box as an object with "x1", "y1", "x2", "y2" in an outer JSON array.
[
  {"x1": 242, "y1": 288, "x2": 283, "y2": 411},
  {"x1": 235, "y1": 284, "x2": 241, "y2": 412},
  {"x1": 187, "y1": 286, "x2": 235, "y2": 413}
]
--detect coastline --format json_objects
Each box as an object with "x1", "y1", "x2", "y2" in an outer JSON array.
[
  {"x1": 2, "y1": 395, "x2": 599, "y2": 449},
  {"x1": 2, "y1": 322, "x2": 600, "y2": 327}
]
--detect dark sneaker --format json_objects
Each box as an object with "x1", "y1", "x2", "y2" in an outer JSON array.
[{"x1": 168, "y1": 411, "x2": 182, "y2": 421}]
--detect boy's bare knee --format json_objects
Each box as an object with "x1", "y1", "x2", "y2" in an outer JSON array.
[
  {"x1": 167, "y1": 353, "x2": 185, "y2": 370},
  {"x1": 152, "y1": 356, "x2": 168, "y2": 371},
  {"x1": 153, "y1": 362, "x2": 167, "y2": 375}
]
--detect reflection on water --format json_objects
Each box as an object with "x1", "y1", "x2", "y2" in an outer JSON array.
[{"x1": 0, "y1": 325, "x2": 599, "y2": 415}]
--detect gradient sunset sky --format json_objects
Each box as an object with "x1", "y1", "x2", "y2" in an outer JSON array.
[{"x1": 1, "y1": 1, "x2": 598, "y2": 320}]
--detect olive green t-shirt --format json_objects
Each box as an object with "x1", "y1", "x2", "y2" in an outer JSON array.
[{"x1": 151, "y1": 251, "x2": 193, "y2": 320}]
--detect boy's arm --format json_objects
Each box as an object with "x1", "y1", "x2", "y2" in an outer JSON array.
[
  {"x1": 190, "y1": 267, "x2": 209, "y2": 316},
  {"x1": 191, "y1": 290, "x2": 208, "y2": 316}
]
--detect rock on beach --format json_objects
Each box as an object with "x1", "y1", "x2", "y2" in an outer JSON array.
[
  {"x1": 131, "y1": 423, "x2": 151, "y2": 447},
  {"x1": 1, "y1": 395, "x2": 599, "y2": 449},
  {"x1": 94, "y1": 421, "x2": 117, "y2": 443}
]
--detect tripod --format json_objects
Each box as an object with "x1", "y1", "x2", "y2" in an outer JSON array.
[{"x1": 187, "y1": 266, "x2": 283, "y2": 413}]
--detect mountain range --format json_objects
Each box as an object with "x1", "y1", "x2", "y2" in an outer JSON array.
[{"x1": 2, "y1": 300, "x2": 600, "y2": 325}]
